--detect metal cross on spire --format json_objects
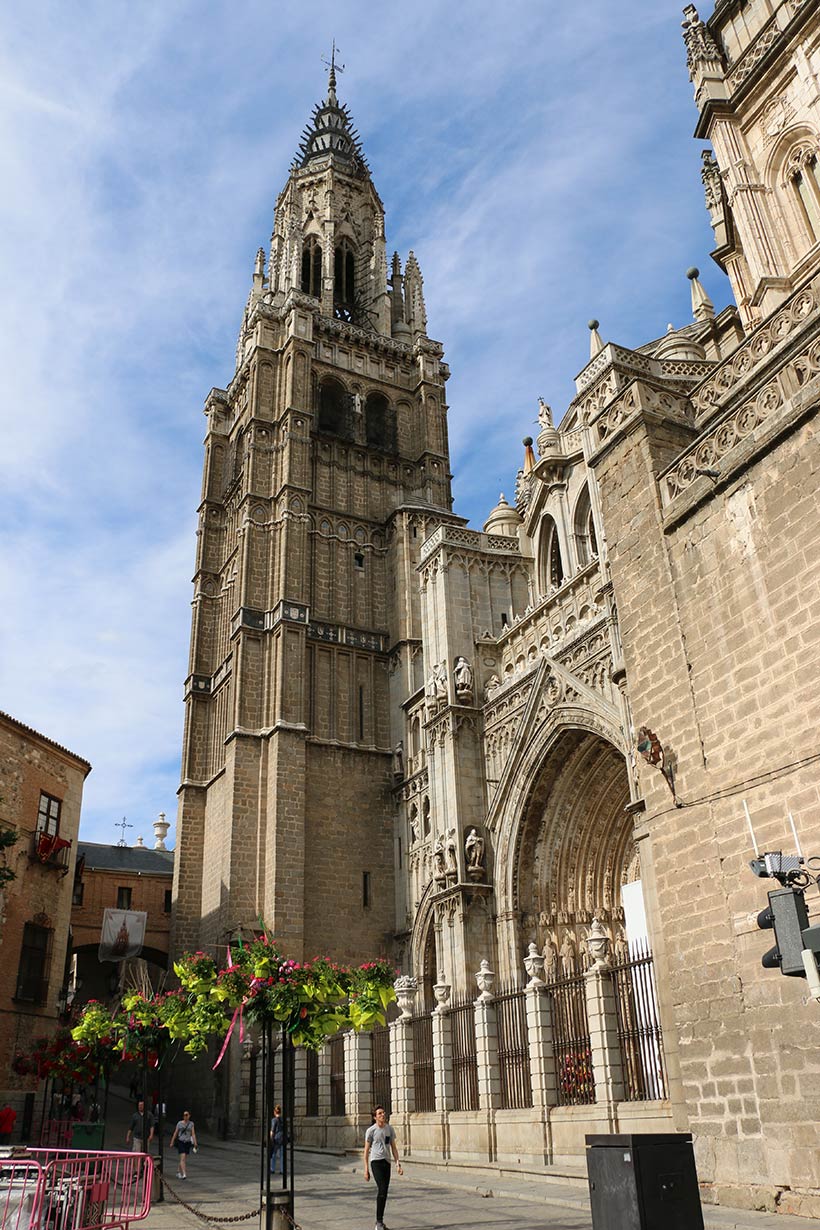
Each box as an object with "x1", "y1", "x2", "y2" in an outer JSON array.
[
  {"x1": 321, "y1": 40, "x2": 344, "y2": 102},
  {"x1": 115, "y1": 816, "x2": 133, "y2": 847}
]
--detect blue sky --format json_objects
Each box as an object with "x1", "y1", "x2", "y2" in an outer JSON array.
[{"x1": 0, "y1": 2, "x2": 728, "y2": 847}]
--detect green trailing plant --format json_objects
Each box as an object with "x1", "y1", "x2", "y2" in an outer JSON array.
[{"x1": 0, "y1": 824, "x2": 19, "y2": 887}]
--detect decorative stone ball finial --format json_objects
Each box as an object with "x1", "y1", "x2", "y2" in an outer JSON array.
[
  {"x1": 588, "y1": 319, "x2": 600, "y2": 331},
  {"x1": 475, "y1": 959, "x2": 495, "y2": 1004},
  {"x1": 522, "y1": 436, "x2": 533, "y2": 447},
  {"x1": 686, "y1": 266, "x2": 700, "y2": 281}
]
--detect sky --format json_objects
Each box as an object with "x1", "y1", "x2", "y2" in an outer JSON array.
[{"x1": 0, "y1": 1, "x2": 729, "y2": 848}]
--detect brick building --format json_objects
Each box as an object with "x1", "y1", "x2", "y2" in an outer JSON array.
[
  {"x1": 175, "y1": 3, "x2": 820, "y2": 1217},
  {"x1": 71, "y1": 819, "x2": 174, "y2": 1006},
  {"x1": 0, "y1": 710, "x2": 90, "y2": 1140}
]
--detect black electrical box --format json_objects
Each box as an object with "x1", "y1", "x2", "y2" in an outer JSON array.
[{"x1": 586, "y1": 1133, "x2": 704, "y2": 1230}]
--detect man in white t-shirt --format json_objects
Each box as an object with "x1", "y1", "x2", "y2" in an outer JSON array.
[{"x1": 363, "y1": 1105, "x2": 403, "y2": 1230}]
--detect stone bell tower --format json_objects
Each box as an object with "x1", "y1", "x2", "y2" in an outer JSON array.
[{"x1": 172, "y1": 60, "x2": 454, "y2": 966}]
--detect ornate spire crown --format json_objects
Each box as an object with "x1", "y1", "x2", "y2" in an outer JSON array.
[{"x1": 292, "y1": 46, "x2": 369, "y2": 177}]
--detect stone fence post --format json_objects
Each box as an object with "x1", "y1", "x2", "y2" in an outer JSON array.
[
  {"x1": 293, "y1": 1044, "x2": 307, "y2": 1120},
  {"x1": 522, "y1": 943, "x2": 558, "y2": 1110},
  {"x1": 584, "y1": 923, "x2": 625, "y2": 1105},
  {"x1": 474, "y1": 959, "x2": 501, "y2": 1110},
  {"x1": 317, "y1": 1043, "x2": 331, "y2": 1120},
  {"x1": 431, "y1": 982, "x2": 454, "y2": 1111},
  {"x1": 344, "y1": 1029, "x2": 373, "y2": 1120},
  {"x1": 390, "y1": 975, "x2": 417, "y2": 1114}
]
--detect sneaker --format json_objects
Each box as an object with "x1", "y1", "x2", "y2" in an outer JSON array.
[{"x1": 176, "y1": 1173, "x2": 183, "y2": 1179}]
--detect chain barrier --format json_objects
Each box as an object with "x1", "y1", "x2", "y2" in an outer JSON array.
[{"x1": 159, "y1": 1172, "x2": 303, "y2": 1229}]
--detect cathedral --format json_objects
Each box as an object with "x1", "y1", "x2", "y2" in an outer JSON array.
[{"x1": 173, "y1": 1, "x2": 820, "y2": 1217}]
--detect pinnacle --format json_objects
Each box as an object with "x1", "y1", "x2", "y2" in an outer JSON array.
[{"x1": 292, "y1": 65, "x2": 369, "y2": 177}]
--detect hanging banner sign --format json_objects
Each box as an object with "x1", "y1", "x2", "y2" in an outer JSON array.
[{"x1": 98, "y1": 909, "x2": 147, "y2": 963}]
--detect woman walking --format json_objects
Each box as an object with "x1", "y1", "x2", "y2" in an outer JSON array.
[
  {"x1": 170, "y1": 1110, "x2": 197, "y2": 1179},
  {"x1": 270, "y1": 1104, "x2": 285, "y2": 1175},
  {"x1": 363, "y1": 1105, "x2": 403, "y2": 1230}
]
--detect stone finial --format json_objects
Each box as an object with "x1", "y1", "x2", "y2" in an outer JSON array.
[
  {"x1": 524, "y1": 942, "x2": 545, "y2": 987},
  {"x1": 681, "y1": 6, "x2": 723, "y2": 78},
  {"x1": 393, "y1": 974, "x2": 418, "y2": 1020},
  {"x1": 135, "y1": 835, "x2": 144, "y2": 848},
  {"x1": 587, "y1": 918, "x2": 612, "y2": 971},
  {"x1": 254, "y1": 247, "x2": 265, "y2": 279},
  {"x1": 588, "y1": 319, "x2": 604, "y2": 358},
  {"x1": 687, "y1": 266, "x2": 715, "y2": 322},
  {"x1": 522, "y1": 437, "x2": 536, "y2": 474},
  {"x1": 475, "y1": 959, "x2": 495, "y2": 1003},
  {"x1": 433, "y1": 981, "x2": 451, "y2": 1012},
  {"x1": 153, "y1": 813, "x2": 170, "y2": 851}
]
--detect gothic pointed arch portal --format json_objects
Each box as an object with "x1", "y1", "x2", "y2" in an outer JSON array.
[{"x1": 509, "y1": 727, "x2": 636, "y2": 979}]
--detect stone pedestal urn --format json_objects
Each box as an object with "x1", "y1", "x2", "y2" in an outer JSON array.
[{"x1": 393, "y1": 974, "x2": 418, "y2": 1020}]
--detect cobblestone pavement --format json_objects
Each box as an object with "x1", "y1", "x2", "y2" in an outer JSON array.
[{"x1": 138, "y1": 1137, "x2": 820, "y2": 1230}]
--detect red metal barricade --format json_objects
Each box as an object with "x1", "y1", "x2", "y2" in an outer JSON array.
[{"x1": 0, "y1": 1149, "x2": 153, "y2": 1230}]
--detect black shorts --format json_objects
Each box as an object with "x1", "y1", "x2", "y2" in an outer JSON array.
[{"x1": 176, "y1": 1141, "x2": 192, "y2": 1155}]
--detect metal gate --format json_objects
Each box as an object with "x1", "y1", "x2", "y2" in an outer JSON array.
[
  {"x1": 450, "y1": 999, "x2": 479, "y2": 1111},
  {"x1": 546, "y1": 972, "x2": 595, "y2": 1106},
  {"x1": 496, "y1": 988, "x2": 533, "y2": 1109}
]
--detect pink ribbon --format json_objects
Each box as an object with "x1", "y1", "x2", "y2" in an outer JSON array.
[{"x1": 212, "y1": 1002, "x2": 244, "y2": 1070}]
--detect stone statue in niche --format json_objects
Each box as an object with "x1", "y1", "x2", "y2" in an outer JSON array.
[
  {"x1": 409, "y1": 810, "x2": 419, "y2": 846},
  {"x1": 434, "y1": 662, "x2": 448, "y2": 706},
  {"x1": 445, "y1": 830, "x2": 458, "y2": 879},
  {"x1": 453, "y1": 656, "x2": 474, "y2": 704},
  {"x1": 433, "y1": 836, "x2": 446, "y2": 881},
  {"x1": 484, "y1": 673, "x2": 501, "y2": 700},
  {"x1": 542, "y1": 934, "x2": 559, "y2": 983},
  {"x1": 560, "y1": 931, "x2": 578, "y2": 977},
  {"x1": 392, "y1": 740, "x2": 404, "y2": 780},
  {"x1": 464, "y1": 827, "x2": 485, "y2": 878}
]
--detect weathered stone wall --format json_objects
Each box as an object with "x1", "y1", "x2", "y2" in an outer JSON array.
[{"x1": 592, "y1": 394, "x2": 820, "y2": 1212}]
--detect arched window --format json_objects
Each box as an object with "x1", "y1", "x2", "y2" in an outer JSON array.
[
  {"x1": 785, "y1": 145, "x2": 820, "y2": 245},
  {"x1": 538, "y1": 515, "x2": 564, "y2": 595},
  {"x1": 317, "y1": 378, "x2": 348, "y2": 436},
  {"x1": 365, "y1": 393, "x2": 396, "y2": 452},
  {"x1": 301, "y1": 239, "x2": 322, "y2": 298},
  {"x1": 334, "y1": 240, "x2": 356, "y2": 321},
  {"x1": 573, "y1": 485, "x2": 598, "y2": 567}
]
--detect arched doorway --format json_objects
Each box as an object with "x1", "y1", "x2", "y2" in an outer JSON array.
[{"x1": 506, "y1": 727, "x2": 637, "y2": 978}]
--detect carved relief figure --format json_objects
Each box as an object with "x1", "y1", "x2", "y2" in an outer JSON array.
[
  {"x1": 392, "y1": 740, "x2": 404, "y2": 779},
  {"x1": 453, "y1": 656, "x2": 474, "y2": 704}
]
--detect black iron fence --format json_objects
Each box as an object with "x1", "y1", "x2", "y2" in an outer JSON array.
[
  {"x1": 610, "y1": 941, "x2": 668, "y2": 1101},
  {"x1": 546, "y1": 972, "x2": 595, "y2": 1106},
  {"x1": 496, "y1": 988, "x2": 533, "y2": 1109},
  {"x1": 450, "y1": 999, "x2": 479, "y2": 1112},
  {"x1": 370, "y1": 1025, "x2": 391, "y2": 1115},
  {"x1": 329, "y1": 1035, "x2": 345, "y2": 1117},
  {"x1": 411, "y1": 1013, "x2": 435, "y2": 1113}
]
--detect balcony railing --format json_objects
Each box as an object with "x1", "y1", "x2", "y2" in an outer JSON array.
[{"x1": 31, "y1": 831, "x2": 72, "y2": 874}]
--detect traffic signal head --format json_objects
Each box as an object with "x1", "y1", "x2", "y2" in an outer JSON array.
[{"x1": 756, "y1": 887, "x2": 810, "y2": 977}]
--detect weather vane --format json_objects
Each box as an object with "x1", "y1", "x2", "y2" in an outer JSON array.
[
  {"x1": 321, "y1": 40, "x2": 345, "y2": 77},
  {"x1": 115, "y1": 816, "x2": 133, "y2": 847}
]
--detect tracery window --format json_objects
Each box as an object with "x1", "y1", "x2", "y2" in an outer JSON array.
[
  {"x1": 574, "y1": 485, "x2": 598, "y2": 568},
  {"x1": 301, "y1": 239, "x2": 323, "y2": 298},
  {"x1": 785, "y1": 144, "x2": 820, "y2": 246},
  {"x1": 333, "y1": 240, "x2": 356, "y2": 321},
  {"x1": 365, "y1": 393, "x2": 396, "y2": 452},
  {"x1": 538, "y1": 515, "x2": 564, "y2": 594}
]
